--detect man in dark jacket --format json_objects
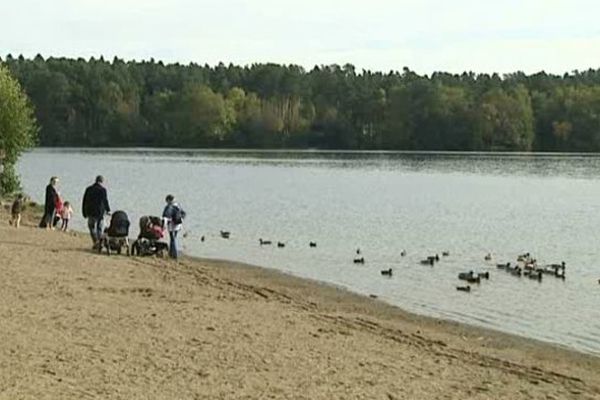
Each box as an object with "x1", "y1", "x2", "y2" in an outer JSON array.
[{"x1": 82, "y1": 175, "x2": 111, "y2": 248}]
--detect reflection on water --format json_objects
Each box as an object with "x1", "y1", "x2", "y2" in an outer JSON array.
[{"x1": 18, "y1": 148, "x2": 600, "y2": 355}]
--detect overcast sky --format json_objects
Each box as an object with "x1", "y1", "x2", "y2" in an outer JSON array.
[{"x1": 2, "y1": 0, "x2": 599, "y2": 74}]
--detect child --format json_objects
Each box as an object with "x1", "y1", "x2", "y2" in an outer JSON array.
[
  {"x1": 10, "y1": 194, "x2": 25, "y2": 228},
  {"x1": 53, "y1": 194, "x2": 64, "y2": 229},
  {"x1": 60, "y1": 201, "x2": 73, "y2": 231}
]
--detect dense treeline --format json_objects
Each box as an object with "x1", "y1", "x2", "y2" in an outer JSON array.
[{"x1": 4, "y1": 54, "x2": 600, "y2": 151}]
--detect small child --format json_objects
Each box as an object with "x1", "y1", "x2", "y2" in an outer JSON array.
[
  {"x1": 10, "y1": 194, "x2": 25, "y2": 228},
  {"x1": 60, "y1": 201, "x2": 73, "y2": 231}
]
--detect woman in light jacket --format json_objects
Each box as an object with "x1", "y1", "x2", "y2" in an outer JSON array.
[{"x1": 162, "y1": 194, "x2": 186, "y2": 259}]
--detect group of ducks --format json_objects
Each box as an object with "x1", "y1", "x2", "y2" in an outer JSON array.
[
  {"x1": 456, "y1": 252, "x2": 568, "y2": 293},
  {"x1": 496, "y1": 253, "x2": 566, "y2": 282},
  {"x1": 209, "y1": 231, "x2": 600, "y2": 287},
  {"x1": 419, "y1": 252, "x2": 450, "y2": 266}
]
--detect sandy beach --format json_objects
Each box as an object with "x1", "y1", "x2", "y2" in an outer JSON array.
[{"x1": 1, "y1": 208, "x2": 599, "y2": 399}]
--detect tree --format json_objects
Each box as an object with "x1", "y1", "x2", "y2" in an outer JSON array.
[{"x1": 0, "y1": 63, "x2": 37, "y2": 195}]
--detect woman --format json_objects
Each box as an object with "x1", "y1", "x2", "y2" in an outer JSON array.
[
  {"x1": 162, "y1": 194, "x2": 186, "y2": 260},
  {"x1": 40, "y1": 176, "x2": 59, "y2": 230}
]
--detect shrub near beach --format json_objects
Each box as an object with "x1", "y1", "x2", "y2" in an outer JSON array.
[{"x1": 0, "y1": 63, "x2": 37, "y2": 196}]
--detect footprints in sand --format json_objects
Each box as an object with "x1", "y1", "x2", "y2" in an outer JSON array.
[{"x1": 86, "y1": 286, "x2": 154, "y2": 297}]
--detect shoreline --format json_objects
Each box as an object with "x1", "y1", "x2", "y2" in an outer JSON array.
[{"x1": 2, "y1": 207, "x2": 600, "y2": 398}]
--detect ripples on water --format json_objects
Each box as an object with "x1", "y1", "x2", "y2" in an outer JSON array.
[{"x1": 17, "y1": 148, "x2": 600, "y2": 355}]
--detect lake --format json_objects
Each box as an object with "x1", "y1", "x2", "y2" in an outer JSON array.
[{"x1": 17, "y1": 148, "x2": 600, "y2": 355}]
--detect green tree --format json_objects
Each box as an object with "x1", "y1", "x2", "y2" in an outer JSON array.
[{"x1": 0, "y1": 63, "x2": 37, "y2": 194}]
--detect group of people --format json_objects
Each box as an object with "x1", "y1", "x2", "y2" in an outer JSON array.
[
  {"x1": 40, "y1": 176, "x2": 73, "y2": 231},
  {"x1": 39, "y1": 174, "x2": 186, "y2": 259}
]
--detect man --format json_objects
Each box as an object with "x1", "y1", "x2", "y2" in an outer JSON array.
[
  {"x1": 82, "y1": 175, "x2": 111, "y2": 248},
  {"x1": 162, "y1": 194, "x2": 185, "y2": 260}
]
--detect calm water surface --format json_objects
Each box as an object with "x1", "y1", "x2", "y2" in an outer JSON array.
[{"x1": 17, "y1": 149, "x2": 600, "y2": 355}]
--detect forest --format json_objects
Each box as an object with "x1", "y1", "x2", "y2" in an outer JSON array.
[{"x1": 4, "y1": 54, "x2": 600, "y2": 151}]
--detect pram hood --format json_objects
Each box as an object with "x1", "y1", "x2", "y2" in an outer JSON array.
[
  {"x1": 138, "y1": 215, "x2": 164, "y2": 240},
  {"x1": 106, "y1": 210, "x2": 130, "y2": 237}
]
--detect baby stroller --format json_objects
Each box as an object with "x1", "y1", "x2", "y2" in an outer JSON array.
[
  {"x1": 131, "y1": 216, "x2": 169, "y2": 257},
  {"x1": 98, "y1": 210, "x2": 131, "y2": 256}
]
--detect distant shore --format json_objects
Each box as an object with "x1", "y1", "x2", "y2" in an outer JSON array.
[{"x1": 1, "y1": 206, "x2": 599, "y2": 399}]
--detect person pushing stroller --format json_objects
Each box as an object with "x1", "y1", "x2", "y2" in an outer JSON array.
[{"x1": 82, "y1": 175, "x2": 111, "y2": 249}]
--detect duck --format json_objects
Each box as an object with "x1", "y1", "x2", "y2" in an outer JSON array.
[
  {"x1": 220, "y1": 230, "x2": 230, "y2": 239},
  {"x1": 458, "y1": 271, "x2": 475, "y2": 281},
  {"x1": 496, "y1": 262, "x2": 510, "y2": 269},
  {"x1": 356, "y1": 248, "x2": 361, "y2": 255},
  {"x1": 400, "y1": 250, "x2": 407, "y2": 257},
  {"x1": 200, "y1": 236, "x2": 205, "y2": 242},
  {"x1": 509, "y1": 267, "x2": 523, "y2": 277},
  {"x1": 420, "y1": 259, "x2": 434, "y2": 266},
  {"x1": 478, "y1": 271, "x2": 490, "y2": 280},
  {"x1": 353, "y1": 257, "x2": 365, "y2": 264},
  {"x1": 458, "y1": 271, "x2": 482, "y2": 283},
  {"x1": 524, "y1": 259, "x2": 537, "y2": 270},
  {"x1": 309, "y1": 242, "x2": 317, "y2": 248},
  {"x1": 517, "y1": 252, "x2": 530, "y2": 262},
  {"x1": 259, "y1": 238, "x2": 272, "y2": 245},
  {"x1": 381, "y1": 268, "x2": 393, "y2": 276},
  {"x1": 465, "y1": 275, "x2": 481, "y2": 284},
  {"x1": 442, "y1": 251, "x2": 450, "y2": 257},
  {"x1": 526, "y1": 270, "x2": 543, "y2": 281},
  {"x1": 549, "y1": 261, "x2": 566, "y2": 271},
  {"x1": 484, "y1": 253, "x2": 492, "y2": 261},
  {"x1": 277, "y1": 242, "x2": 285, "y2": 248},
  {"x1": 456, "y1": 286, "x2": 471, "y2": 292}
]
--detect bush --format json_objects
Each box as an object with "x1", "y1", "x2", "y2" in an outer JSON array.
[{"x1": 0, "y1": 63, "x2": 38, "y2": 196}]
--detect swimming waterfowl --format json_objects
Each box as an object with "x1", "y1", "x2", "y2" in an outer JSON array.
[
  {"x1": 220, "y1": 230, "x2": 230, "y2": 239},
  {"x1": 427, "y1": 255, "x2": 440, "y2": 263},
  {"x1": 200, "y1": 236, "x2": 205, "y2": 242},
  {"x1": 456, "y1": 286, "x2": 471, "y2": 292},
  {"x1": 484, "y1": 253, "x2": 492, "y2": 261},
  {"x1": 381, "y1": 268, "x2": 392, "y2": 276},
  {"x1": 497, "y1": 262, "x2": 510, "y2": 269},
  {"x1": 458, "y1": 271, "x2": 483, "y2": 283},
  {"x1": 509, "y1": 267, "x2": 523, "y2": 277},
  {"x1": 309, "y1": 242, "x2": 317, "y2": 248},
  {"x1": 549, "y1": 261, "x2": 566, "y2": 271},
  {"x1": 420, "y1": 258, "x2": 434, "y2": 266},
  {"x1": 356, "y1": 248, "x2": 361, "y2": 255},
  {"x1": 442, "y1": 251, "x2": 450, "y2": 257},
  {"x1": 400, "y1": 250, "x2": 407, "y2": 257},
  {"x1": 277, "y1": 242, "x2": 285, "y2": 248},
  {"x1": 525, "y1": 270, "x2": 543, "y2": 281},
  {"x1": 353, "y1": 257, "x2": 365, "y2": 264},
  {"x1": 259, "y1": 238, "x2": 272, "y2": 245},
  {"x1": 458, "y1": 271, "x2": 475, "y2": 280},
  {"x1": 517, "y1": 252, "x2": 531, "y2": 262}
]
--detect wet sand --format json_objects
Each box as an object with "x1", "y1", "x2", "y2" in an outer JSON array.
[{"x1": 1, "y1": 207, "x2": 599, "y2": 399}]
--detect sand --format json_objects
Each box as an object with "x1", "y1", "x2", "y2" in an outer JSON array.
[{"x1": 0, "y1": 207, "x2": 599, "y2": 399}]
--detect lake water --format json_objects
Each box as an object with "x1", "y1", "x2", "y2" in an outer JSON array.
[{"x1": 17, "y1": 149, "x2": 600, "y2": 355}]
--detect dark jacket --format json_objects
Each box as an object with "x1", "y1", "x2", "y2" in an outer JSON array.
[
  {"x1": 44, "y1": 184, "x2": 57, "y2": 213},
  {"x1": 82, "y1": 183, "x2": 110, "y2": 219}
]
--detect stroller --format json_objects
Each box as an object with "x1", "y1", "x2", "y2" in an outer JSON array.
[
  {"x1": 98, "y1": 210, "x2": 131, "y2": 255},
  {"x1": 131, "y1": 216, "x2": 169, "y2": 257}
]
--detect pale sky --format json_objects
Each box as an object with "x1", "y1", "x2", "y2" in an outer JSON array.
[{"x1": 2, "y1": 0, "x2": 600, "y2": 75}]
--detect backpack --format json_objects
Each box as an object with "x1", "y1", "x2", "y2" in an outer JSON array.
[{"x1": 172, "y1": 205, "x2": 186, "y2": 225}]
